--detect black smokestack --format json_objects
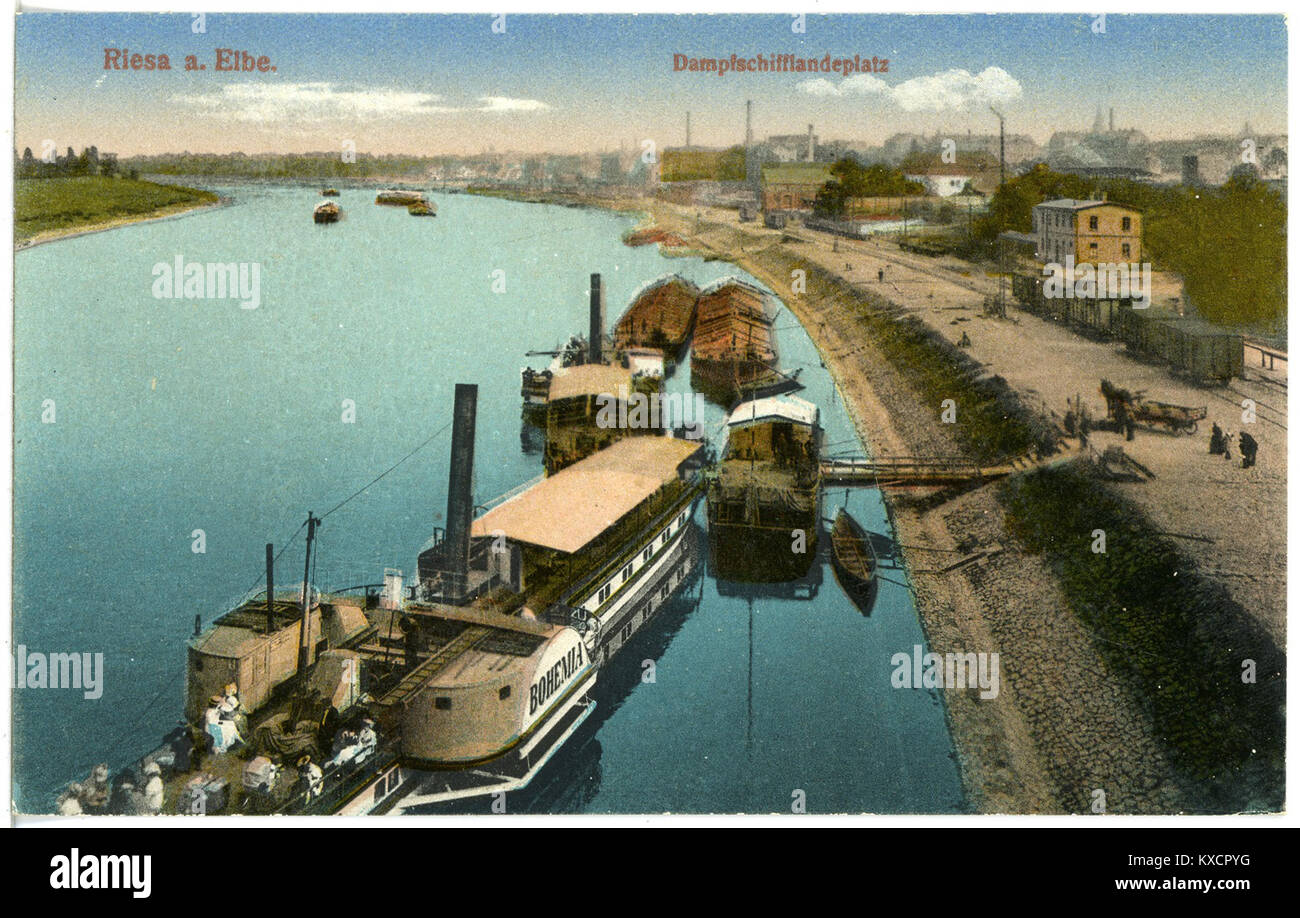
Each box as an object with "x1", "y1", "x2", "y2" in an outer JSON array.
[
  {"x1": 589, "y1": 273, "x2": 605, "y2": 364},
  {"x1": 444, "y1": 383, "x2": 478, "y2": 601}
]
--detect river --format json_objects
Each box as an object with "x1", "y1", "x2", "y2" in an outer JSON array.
[{"x1": 12, "y1": 185, "x2": 963, "y2": 814}]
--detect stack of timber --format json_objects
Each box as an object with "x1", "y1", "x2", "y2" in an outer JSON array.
[
  {"x1": 614, "y1": 275, "x2": 700, "y2": 361},
  {"x1": 691, "y1": 278, "x2": 781, "y2": 407}
]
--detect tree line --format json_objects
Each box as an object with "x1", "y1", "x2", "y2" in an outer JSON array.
[
  {"x1": 973, "y1": 163, "x2": 1286, "y2": 330},
  {"x1": 16, "y1": 145, "x2": 132, "y2": 179}
]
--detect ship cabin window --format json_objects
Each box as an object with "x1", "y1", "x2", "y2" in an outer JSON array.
[
  {"x1": 435, "y1": 697, "x2": 452, "y2": 711},
  {"x1": 643, "y1": 546, "x2": 653, "y2": 563},
  {"x1": 598, "y1": 583, "x2": 612, "y2": 604},
  {"x1": 622, "y1": 562, "x2": 633, "y2": 583},
  {"x1": 622, "y1": 623, "x2": 633, "y2": 642},
  {"x1": 499, "y1": 686, "x2": 511, "y2": 701},
  {"x1": 679, "y1": 512, "x2": 687, "y2": 526},
  {"x1": 1089, "y1": 243, "x2": 1098, "y2": 253},
  {"x1": 661, "y1": 530, "x2": 670, "y2": 546}
]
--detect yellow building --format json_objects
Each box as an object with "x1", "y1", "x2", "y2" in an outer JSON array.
[{"x1": 1033, "y1": 198, "x2": 1142, "y2": 265}]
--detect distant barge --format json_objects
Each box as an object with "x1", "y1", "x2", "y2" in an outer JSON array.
[
  {"x1": 376, "y1": 189, "x2": 428, "y2": 206},
  {"x1": 313, "y1": 200, "x2": 341, "y2": 224}
]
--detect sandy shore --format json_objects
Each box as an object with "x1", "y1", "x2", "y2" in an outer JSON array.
[{"x1": 15, "y1": 197, "x2": 229, "y2": 251}]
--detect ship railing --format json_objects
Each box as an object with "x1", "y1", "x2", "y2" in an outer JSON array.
[
  {"x1": 269, "y1": 737, "x2": 403, "y2": 816},
  {"x1": 478, "y1": 473, "x2": 546, "y2": 512}
]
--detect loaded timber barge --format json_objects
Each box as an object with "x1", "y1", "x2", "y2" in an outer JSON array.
[
  {"x1": 706, "y1": 394, "x2": 823, "y2": 582},
  {"x1": 67, "y1": 383, "x2": 706, "y2": 816},
  {"x1": 691, "y1": 278, "x2": 781, "y2": 407},
  {"x1": 613, "y1": 274, "x2": 700, "y2": 364}
]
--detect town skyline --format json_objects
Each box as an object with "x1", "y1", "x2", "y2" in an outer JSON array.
[{"x1": 15, "y1": 12, "x2": 1288, "y2": 157}]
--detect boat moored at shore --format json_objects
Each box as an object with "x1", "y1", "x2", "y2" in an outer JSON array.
[{"x1": 706, "y1": 394, "x2": 823, "y2": 582}]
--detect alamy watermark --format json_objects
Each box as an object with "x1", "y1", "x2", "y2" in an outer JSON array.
[
  {"x1": 152, "y1": 255, "x2": 262, "y2": 309},
  {"x1": 1042, "y1": 256, "x2": 1151, "y2": 308},
  {"x1": 595, "y1": 386, "x2": 706, "y2": 432},
  {"x1": 13, "y1": 645, "x2": 104, "y2": 699},
  {"x1": 891, "y1": 645, "x2": 1000, "y2": 700}
]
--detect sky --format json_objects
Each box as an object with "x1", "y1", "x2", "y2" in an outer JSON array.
[{"x1": 13, "y1": 12, "x2": 1289, "y2": 157}]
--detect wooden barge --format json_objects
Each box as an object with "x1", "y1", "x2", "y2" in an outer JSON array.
[
  {"x1": 313, "y1": 200, "x2": 341, "y2": 224},
  {"x1": 706, "y1": 394, "x2": 822, "y2": 583},
  {"x1": 376, "y1": 189, "x2": 428, "y2": 206},
  {"x1": 829, "y1": 508, "x2": 877, "y2": 613},
  {"x1": 690, "y1": 278, "x2": 782, "y2": 407},
  {"x1": 613, "y1": 275, "x2": 700, "y2": 360}
]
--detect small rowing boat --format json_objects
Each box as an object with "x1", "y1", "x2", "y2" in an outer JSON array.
[{"x1": 830, "y1": 508, "x2": 876, "y2": 611}]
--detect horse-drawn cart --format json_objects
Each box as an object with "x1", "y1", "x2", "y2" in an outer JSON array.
[{"x1": 1099, "y1": 379, "x2": 1207, "y2": 435}]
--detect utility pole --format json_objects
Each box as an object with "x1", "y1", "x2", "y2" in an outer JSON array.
[{"x1": 990, "y1": 105, "x2": 1007, "y2": 314}]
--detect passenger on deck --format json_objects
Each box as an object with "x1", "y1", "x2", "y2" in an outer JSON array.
[
  {"x1": 220, "y1": 682, "x2": 249, "y2": 735},
  {"x1": 298, "y1": 755, "x2": 324, "y2": 802},
  {"x1": 83, "y1": 763, "x2": 111, "y2": 811},
  {"x1": 142, "y1": 762, "x2": 165, "y2": 815},
  {"x1": 205, "y1": 694, "x2": 243, "y2": 754},
  {"x1": 328, "y1": 720, "x2": 379, "y2": 770},
  {"x1": 358, "y1": 720, "x2": 378, "y2": 758},
  {"x1": 56, "y1": 782, "x2": 84, "y2": 816},
  {"x1": 220, "y1": 683, "x2": 244, "y2": 719}
]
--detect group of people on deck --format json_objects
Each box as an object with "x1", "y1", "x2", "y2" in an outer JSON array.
[{"x1": 204, "y1": 683, "x2": 248, "y2": 754}]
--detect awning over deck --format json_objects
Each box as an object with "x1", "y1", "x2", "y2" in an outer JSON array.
[
  {"x1": 470, "y1": 436, "x2": 701, "y2": 554},
  {"x1": 546, "y1": 364, "x2": 635, "y2": 403}
]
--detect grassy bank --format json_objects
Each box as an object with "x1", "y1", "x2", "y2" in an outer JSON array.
[
  {"x1": 1001, "y1": 463, "x2": 1285, "y2": 812},
  {"x1": 16, "y1": 176, "x2": 219, "y2": 242}
]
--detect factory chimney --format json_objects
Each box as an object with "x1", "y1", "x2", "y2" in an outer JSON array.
[
  {"x1": 746, "y1": 100, "x2": 753, "y2": 148},
  {"x1": 1109, "y1": 107, "x2": 1115, "y2": 132},
  {"x1": 589, "y1": 273, "x2": 605, "y2": 364},
  {"x1": 807, "y1": 124, "x2": 815, "y2": 161},
  {"x1": 442, "y1": 383, "x2": 478, "y2": 603}
]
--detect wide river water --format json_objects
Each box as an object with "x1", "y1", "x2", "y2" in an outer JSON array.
[{"x1": 13, "y1": 185, "x2": 963, "y2": 814}]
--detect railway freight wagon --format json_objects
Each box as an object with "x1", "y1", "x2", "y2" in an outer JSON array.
[
  {"x1": 1013, "y1": 273, "x2": 1242, "y2": 383},
  {"x1": 1012, "y1": 272, "x2": 1130, "y2": 333},
  {"x1": 1116, "y1": 310, "x2": 1243, "y2": 383}
]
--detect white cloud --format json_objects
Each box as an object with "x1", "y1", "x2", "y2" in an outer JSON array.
[
  {"x1": 798, "y1": 67, "x2": 1022, "y2": 112},
  {"x1": 170, "y1": 83, "x2": 551, "y2": 123},
  {"x1": 478, "y1": 96, "x2": 550, "y2": 112}
]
